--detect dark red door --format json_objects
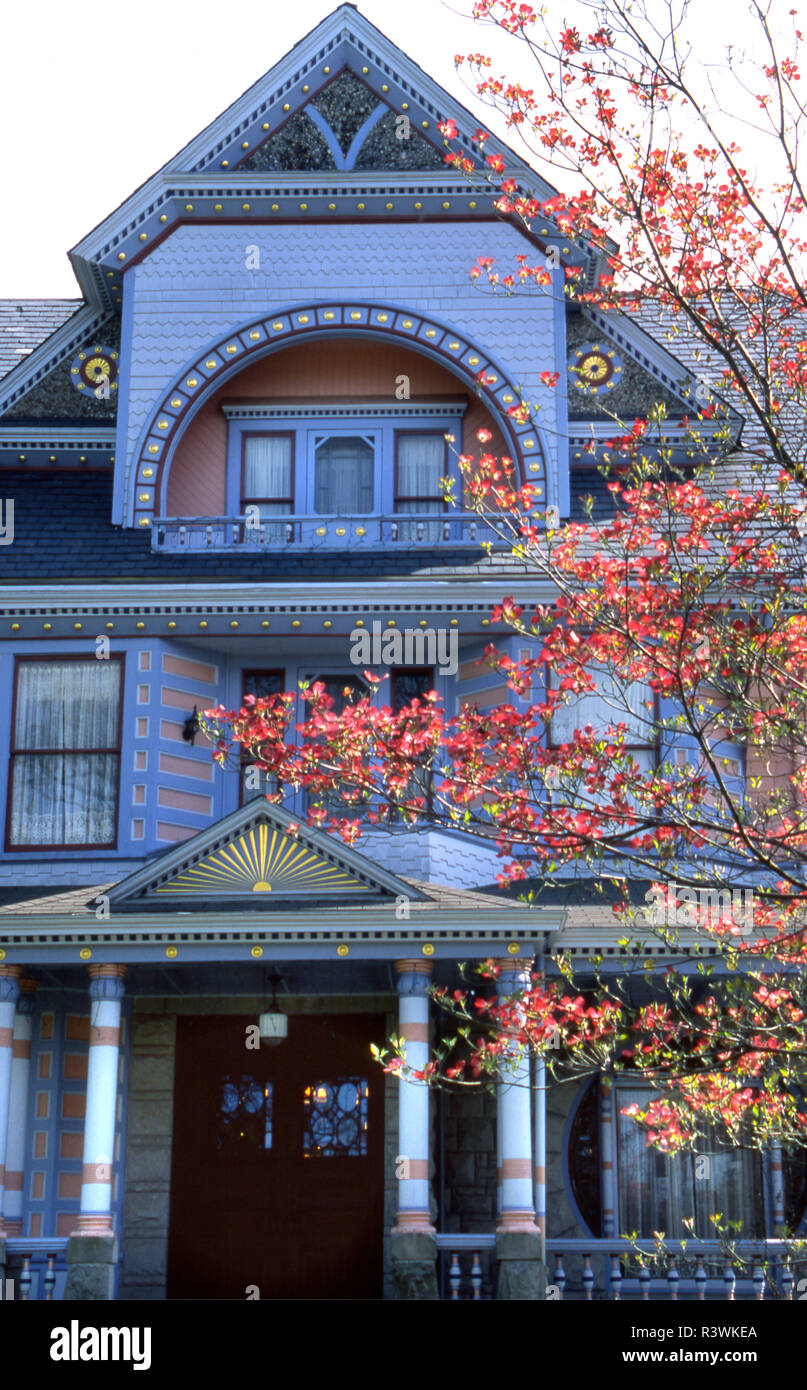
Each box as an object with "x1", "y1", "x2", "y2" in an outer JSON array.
[{"x1": 167, "y1": 1013, "x2": 384, "y2": 1299}]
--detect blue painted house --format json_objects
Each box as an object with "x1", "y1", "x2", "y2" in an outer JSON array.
[{"x1": 0, "y1": 5, "x2": 794, "y2": 1301}]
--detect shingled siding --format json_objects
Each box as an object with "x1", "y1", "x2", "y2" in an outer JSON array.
[
  {"x1": 118, "y1": 1014, "x2": 176, "y2": 1300},
  {"x1": 0, "y1": 471, "x2": 487, "y2": 580},
  {"x1": 121, "y1": 221, "x2": 560, "y2": 518}
]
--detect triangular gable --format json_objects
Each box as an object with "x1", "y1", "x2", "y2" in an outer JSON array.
[
  {"x1": 67, "y1": 3, "x2": 576, "y2": 312},
  {"x1": 106, "y1": 799, "x2": 421, "y2": 906},
  {"x1": 239, "y1": 69, "x2": 444, "y2": 173}
]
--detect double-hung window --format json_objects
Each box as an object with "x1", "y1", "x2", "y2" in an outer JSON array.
[
  {"x1": 8, "y1": 657, "x2": 122, "y2": 848},
  {"x1": 241, "y1": 434, "x2": 294, "y2": 540},
  {"x1": 395, "y1": 433, "x2": 447, "y2": 542}
]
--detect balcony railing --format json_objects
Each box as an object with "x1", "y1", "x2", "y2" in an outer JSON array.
[
  {"x1": 436, "y1": 1235, "x2": 806, "y2": 1301},
  {"x1": 5, "y1": 1238, "x2": 69, "y2": 1300},
  {"x1": 152, "y1": 513, "x2": 493, "y2": 552}
]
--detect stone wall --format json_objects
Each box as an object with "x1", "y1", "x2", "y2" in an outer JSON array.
[{"x1": 118, "y1": 1014, "x2": 176, "y2": 1299}]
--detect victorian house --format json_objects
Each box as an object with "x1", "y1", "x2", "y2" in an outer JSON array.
[{"x1": 0, "y1": 5, "x2": 797, "y2": 1301}]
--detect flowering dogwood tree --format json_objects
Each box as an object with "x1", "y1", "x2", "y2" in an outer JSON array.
[{"x1": 200, "y1": 0, "x2": 807, "y2": 1164}]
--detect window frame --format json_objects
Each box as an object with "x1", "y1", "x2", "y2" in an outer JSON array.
[
  {"x1": 393, "y1": 430, "x2": 450, "y2": 514},
  {"x1": 239, "y1": 667, "x2": 286, "y2": 807},
  {"x1": 240, "y1": 431, "x2": 296, "y2": 516},
  {"x1": 6, "y1": 653, "x2": 125, "y2": 852},
  {"x1": 547, "y1": 664, "x2": 659, "y2": 763},
  {"x1": 224, "y1": 407, "x2": 465, "y2": 524},
  {"x1": 611, "y1": 1075, "x2": 768, "y2": 1240}
]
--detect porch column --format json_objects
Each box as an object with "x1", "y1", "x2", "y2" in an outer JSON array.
[
  {"x1": 390, "y1": 960, "x2": 437, "y2": 1300},
  {"x1": 4, "y1": 979, "x2": 37, "y2": 1236},
  {"x1": 0, "y1": 965, "x2": 21, "y2": 1292},
  {"x1": 533, "y1": 956, "x2": 547, "y2": 1247},
  {"x1": 493, "y1": 958, "x2": 544, "y2": 1300},
  {"x1": 599, "y1": 1074, "x2": 617, "y2": 1238},
  {"x1": 65, "y1": 964, "x2": 126, "y2": 1301}
]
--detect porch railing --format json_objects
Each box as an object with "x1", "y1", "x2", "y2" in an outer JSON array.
[
  {"x1": 436, "y1": 1235, "x2": 805, "y2": 1301},
  {"x1": 4, "y1": 1238, "x2": 69, "y2": 1300},
  {"x1": 152, "y1": 513, "x2": 492, "y2": 552}
]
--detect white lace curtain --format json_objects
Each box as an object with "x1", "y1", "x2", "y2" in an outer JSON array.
[
  {"x1": 242, "y1": 436, "x2": 293, "y2": 516},
  {"x1": 10, "y1": 661, "x2": 121, "y2": 845},
  {"x1": 550, "y1": 666, "x2": 653, "y2": 747},
  {"x1": 617, "y1": 1085, "x2": 763, "y2": 1238},
  {"x1": 396, "y1": 434, "x2": 445, "y2": 509}
]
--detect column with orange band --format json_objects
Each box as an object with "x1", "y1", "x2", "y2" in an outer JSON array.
[
  {"x1": 0, "y1": 965, "x2": 22, "y2": 1238},
  {"x1": 73, "y1": 965, "x2": 125, "y2": 1237},
  {"x1": 4, "y1": 978, "x2": 36, "y2": 1236},
  {"x1": 394, "y1": 960, "x2": 434, "y2": 1232}
]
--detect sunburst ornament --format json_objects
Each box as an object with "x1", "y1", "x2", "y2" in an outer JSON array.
[
  {"x1": 568, "y1": 342, "x2": 622, "y2": 395},
  {"x1": 154, "y1": 822, "x2": 368, "y2": 896},
  {"x1": 70, "y1": 344, "x2": 119, "y2": 396}
]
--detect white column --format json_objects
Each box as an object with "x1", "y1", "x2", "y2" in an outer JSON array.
[
  {"x1": 394, "y1": 960, "x2": 433, "y2": 1231},
  {"x1": 770, "y1": 1143, "x2": 785, "y2": 1228},
  {"x1": 494, "y1": 959, "x2": 537, "y2": 1232},
  {"x1": 0, "y1": 966, "x2": 21, "y2": 1238},
  {"x1": 599, "y1": 1073, "x2": 617, "y2": 1237},
  {"x1": 4, "y1": 979, "x2": 36, "y2": 1236},
  {"x1": 73, "y1": 965, "x2": 125, "y2": 1236}
]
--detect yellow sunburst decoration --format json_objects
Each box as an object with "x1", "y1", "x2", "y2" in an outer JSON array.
[{"x1": 154, "y1": 823, "x2": 367, "y2": 896}]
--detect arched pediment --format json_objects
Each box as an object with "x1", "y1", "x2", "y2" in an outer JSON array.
[{"x1": 127, "y1": 302, "x2": 547, "y2": 531}]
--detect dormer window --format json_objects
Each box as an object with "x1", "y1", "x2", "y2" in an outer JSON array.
[
  {"x1": 220, "y1": 402, "x2": 465, "y2": 549},
  {"x1": 314, "y1": 434, "x2": 375, "y2": 513}
]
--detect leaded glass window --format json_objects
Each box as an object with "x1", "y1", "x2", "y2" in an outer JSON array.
[
  {"x1": 303, "y1": 1077, "x2": 369, "y2": 1157},
  {"x1": 217, "y1": 1075, "x2": 273, "y2": 1149}
]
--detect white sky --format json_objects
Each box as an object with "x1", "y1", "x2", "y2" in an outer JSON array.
[{"x1": 0, "y1": 0, "x2": 793, "y2": 296}]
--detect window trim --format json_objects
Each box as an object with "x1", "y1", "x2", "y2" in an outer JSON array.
[
  {"x1": 225, "y1": 408, "x2": 465, "y2": 522},
  {"x1": 546, "y1": 665, "x2": 659, "y2": 761},
  {"x1": 6, "y1": 653, "x2": 125, "y2": 853},
  {"x1": 239, "y1": 667, "x2": 286, "y2": 808},
  {"x1": 240, "y1": 431, "x2": 296, "y2": 513},
  {"x1": 393, "y1": 431, "x2": 450, "y2": 513}
]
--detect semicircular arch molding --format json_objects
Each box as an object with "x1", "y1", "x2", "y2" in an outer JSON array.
[{"x1": 129, "y1": 303, "x2": 548, "y2": 529}]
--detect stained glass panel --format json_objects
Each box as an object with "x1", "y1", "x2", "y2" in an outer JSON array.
[
  {"x1": 303, "y1": 1076, "x2": 369, "y2": 1157},
  {"x1": 217, "y1": 1074, "x2": 273, "y2": 1149}
]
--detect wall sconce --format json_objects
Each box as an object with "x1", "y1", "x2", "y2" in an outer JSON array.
[{"x1": 182, "y1": 706, "x2": 200, "y2": 744}]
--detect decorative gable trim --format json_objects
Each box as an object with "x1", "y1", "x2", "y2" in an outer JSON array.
[{"x1": 106, "y1": 797, "x2": 422, "y2": 906}]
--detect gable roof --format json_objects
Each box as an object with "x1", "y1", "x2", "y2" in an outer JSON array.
[
  {"x1": 106, "y1": 798, "x2": 424, "y2": 908},
  {"x1": 66, "y1": 3, "x2": 587, "y2": 313},
  {"x1": 0, "y1": 300, "x2": 83, "y2": 381}
]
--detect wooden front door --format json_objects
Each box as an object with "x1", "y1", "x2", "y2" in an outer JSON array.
[{"x1": 167, "y1": 1013, "x2": 385, "y2": 1299}]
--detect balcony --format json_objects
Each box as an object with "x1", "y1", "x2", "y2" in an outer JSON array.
[
  {"x1": 152, "y1": 513, "x2": 494, "y2": 553},
  {"x1": 436, "y1": 1236, "x2": 805, "y2": 1301}
]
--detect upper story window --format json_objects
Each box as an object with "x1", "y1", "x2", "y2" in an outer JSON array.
[
  {"x1": 216, "y1": 402, "x2": 464, "y2": 550},
  {"x1": 7, "y1": 657, "x2": 122, "y2": 849}
]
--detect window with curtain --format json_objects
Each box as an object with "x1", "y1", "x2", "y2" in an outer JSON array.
[
  {"x1": 314, "y1": 436, "x2": 375, "y2": 514},
  {"x1": 8, "y1": 659, "x2": 122, "y2": 847},
  {"x1": 395, "y1": 433, "x2": 446, "y2": 542},
  {"x1": 616, "y1": 1084, "x2": 764, "y2": 1238},
  {"x1": 548, "y1": 665, "x2": 655, "y2": 811},
  {"x1": 240, "y1": 669, "x2": 285, "y2": 804},
  {"x1": 390, "y1": 667, "x2": 435, "y2": 818},
  {"x1": 242, "y1": 434, "x2": 294, "y2": 540},
  {"x1": 305, "y1": 674, "x2": 370, "y2": 815}
]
